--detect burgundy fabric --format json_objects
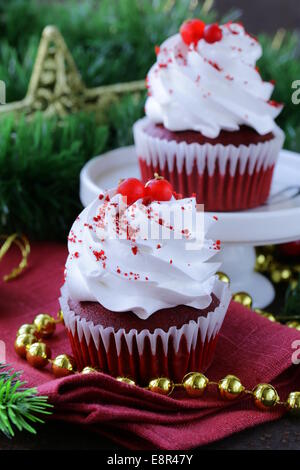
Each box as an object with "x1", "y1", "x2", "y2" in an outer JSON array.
[
  {"x1": 139, "y1": 158, "x2": 274, "y2": 212},
  {"x1": 144, "y1": 122, "x2": 274, "y2": 146},
  {"x1": 68, "y1": 294, "x2": 219, "y2": 333},
  {"x1": 1, "y1": 242, "x2": 300, "y2": 450}
]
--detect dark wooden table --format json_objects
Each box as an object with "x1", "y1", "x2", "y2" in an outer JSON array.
[{"x1": 1, "y1": 415, "x2": 300, "y2": 450}]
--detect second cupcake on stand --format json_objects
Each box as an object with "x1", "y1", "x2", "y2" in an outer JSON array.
[{"x1": 134, "y1": 19, "x2": 285, "y2": 212}]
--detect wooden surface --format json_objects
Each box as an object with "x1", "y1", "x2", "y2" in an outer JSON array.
[{"x1": 1, "y1": 415, "x2": 300, "y2": 450}]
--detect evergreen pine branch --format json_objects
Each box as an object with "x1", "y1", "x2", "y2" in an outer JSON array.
[
  {"x1": 0, "y1": 0, "x2": 299, "y2": 151},
  {"x1": 0, "y1": 364, "x2": 21, "y2": 385},
  {"x1": 0, "y1": 0, "x2": 219, "y2": 101},
  {"x1": 0, "y1": 363, "x2": 53, "y2": 438},
  {"x1": 0, "y1": 112, "x2": 108, "y2": 240}
]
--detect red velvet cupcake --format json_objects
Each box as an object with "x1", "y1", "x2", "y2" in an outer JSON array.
[
  {"x1": 60, "y1": 182, "x2": 230, "y2": 384},
  {"x1": 133, "y1": 21, "x2": 284, "y2": 211}
]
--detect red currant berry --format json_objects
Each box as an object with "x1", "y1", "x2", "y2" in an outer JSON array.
[
  {"x1": 203, "y1": 23, "x2": 223, "y2": 44},
  {"x1": 145, "y1": 175, "x2": 173, "y2": 202},
  {"x1": 173, "y1": 191, "x2": 183, "y2": 200},
  {"x1": 117, "y1": 178, "x2": 145, "y2": 205},
  {"x1": 180, "y1": 19, "x2": 206, "y2": 46}
]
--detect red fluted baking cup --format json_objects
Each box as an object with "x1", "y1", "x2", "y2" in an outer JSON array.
[
  {"x1": 60, "y1": 280, "x2": 231, "y2": 384},
  {"x1": 133, "y1": 118, "x2": 284, "y2": 212}
]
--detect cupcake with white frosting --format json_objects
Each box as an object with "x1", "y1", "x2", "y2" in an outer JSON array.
[
  {"x1": 133, "y1": 20, "x2": 285, "y2": 211},
  {"x1": 60, "y1": 176, "x2": 231, "y2": 383}
]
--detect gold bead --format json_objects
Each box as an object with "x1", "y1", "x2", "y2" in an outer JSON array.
[
  {"x1": 232, "y1": 292, "x2": 253, "y2": 309},
  {"x1": 14, "y1": 333, "x2": 36, "y2": 358},
  {"x1": 34, "y1": 313, "x2": 56, "y2": 338},
  {"x1": 52, "y1": 354, "x2": 75, "y2": 378},
  {"x1": 81, "y1": 366, "x2": 100, "y2": 374},
  {"x1": 148, "y1": 377, "x2": 174, "y2": 395},
  {"x1": 216, "y1": 272, "x2": 230, "y2": 285},
  {"x1": 281, "y1": 268, "x2": 292, "y2": 281},
  {"x1": 253, "y1": 383, "x2": 279, "y2": 410},
  {"x1": 286, "y1": 392, "x2": 300, "y2": 415},
  {"x1": 182, "y1": 372, "x2": 208, "y2": 397},
  {"x1": 270, "y1": 268, "x2": 282, "y2": 284},
  {"x1": 57, "y1": 309, "x2": 64, "y2": 323},
  {"x1": 254, "y1": 309, "x2": 277, "y2": 322},
  {"x1": 286, "y1": 321, "x2": 300, "y2": 331},
  {"x1": 218, "y1": 375, "x2": 245, "y2": 400},
  {"x1": 270, "y1": 265, "x2": 292, "y2": 284},
  {"x1": 116, "y1": 377, "x2": 136, "y2": 386},
  {"x1": 255, "y1": 253, "x2": 273, "y2": 273},
  {"x1": 16, "y1": 323, "x2": 38, "y2": 338},
  {"x1": 294, "y1": 264, "x2": 300, "y2": 274},
  {"x1": 26, "y1": 342, "x2": 51, "y2": 368},
  {"x1": 290, "y1": 279, "x2": 299, "y2": 290}
]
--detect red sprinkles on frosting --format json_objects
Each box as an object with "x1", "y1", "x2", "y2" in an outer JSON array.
[
  {"x1": 93, "y1": 250, "x2": 106, "y2": 262},
  {"x1": 213, "y1": 240, "x2": 221, "y2": 251},
  {"x1": 268, "y1": 100, "x2": 282, "y2": 108},
  {"x1": 131, "y1": 246, "x2": 138, "y2": 256}
]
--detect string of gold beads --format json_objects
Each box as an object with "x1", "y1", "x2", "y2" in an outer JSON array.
[
  {"x1": 14, "y1": 312, "x2": 300, "y2": 415},
  {"x1": 217, "y1": 271, "x2": 300, "y2": 328}
]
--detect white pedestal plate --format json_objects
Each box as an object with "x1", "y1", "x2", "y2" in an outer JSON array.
[{"x1": 80, "y1": 147, "x2": 300, "y2": 309}]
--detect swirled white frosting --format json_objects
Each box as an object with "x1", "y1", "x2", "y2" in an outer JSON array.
[
  {"x1": 65, "y1": 191, "x2": 221, "y2": 319},
  {"x1": 145, "y1": 23, "x2": 282, "y2": 138}
]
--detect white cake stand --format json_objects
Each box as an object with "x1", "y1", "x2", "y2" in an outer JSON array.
[{"x1": 80, "y1": 146, "x2": 300, "y2": 309}]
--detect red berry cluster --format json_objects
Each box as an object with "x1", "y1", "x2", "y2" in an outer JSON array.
[
  {"x1": 180, "y1": 19, "x2": 222, "y2": 46},
  {"x1": 116, "y1": 175, "x2": 174, "y2": 206}
]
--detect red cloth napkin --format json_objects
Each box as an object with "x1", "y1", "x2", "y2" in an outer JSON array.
[{"x1": 1, "y1": 242, "x2": 300, "y2": 450}]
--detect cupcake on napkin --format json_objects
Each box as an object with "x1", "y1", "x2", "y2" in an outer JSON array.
[
  {"x1": 60, "y1": 176, "x2": 231, "y2": 383},
  {"x1": 134, "y1": 20, "x2": 284, "y2": 211}
]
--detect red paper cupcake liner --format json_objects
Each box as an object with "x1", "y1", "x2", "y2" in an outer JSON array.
[
  {"x1": 139, "y1": 158, "x2": 274, "y2": 211},
  {"x1": 67, "y1": 324, "x2": 219, "y2": 385},
  {"x1": 60, "y1": 281, "x2": 230, "y2": 385},
  {"x1": 133, "y1": 118, "x2": 284, "y2": 212}
]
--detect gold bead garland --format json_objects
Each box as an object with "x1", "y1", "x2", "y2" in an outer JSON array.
[
  {"x1": 217, "y1": 271, "x2": 300, "y2": 328},
  {"x1": 286, "y1": 321, "x2": 300, "y2": 331},
  {"x1": 182, "y1": 372, "x2": 208, "y2": 397},
  {"x1": 218, "y1": 374, "x2": 245, "y2": 400},
  {"x1": 13, "y1": 311, "x2": 300, "y2": 415},
  {"x1": 252, "y1": 383, "x2": 280, "y2": 410},
  {"x1": 82, "y1": 366, "x2": 99, "y2": 374},
  {"x1": 0, "y1": 234, "x2": 30, "y2": 281},
  {"x1": 232, "y1": 292, "x2": 253, "y2": 309},
  {"x1": 34, "y1": 313, "x2": 57, "y2": 338},
  {"x1": 255, "y1": 245, "x2": 300, "y2": 287},
  {"x1": 286, "y1": 392, "x2": 300, "y2": 415},
  {"x1": 116, "y1": 376, "x2": 136, "y2": 386}
]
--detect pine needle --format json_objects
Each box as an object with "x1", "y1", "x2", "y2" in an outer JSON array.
[{"x1": 0, "y1": 363, "x2": 53, "y2": 438}]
